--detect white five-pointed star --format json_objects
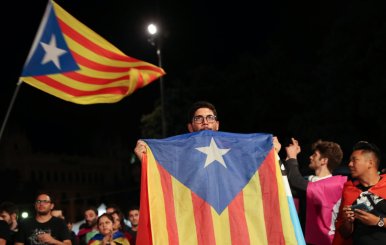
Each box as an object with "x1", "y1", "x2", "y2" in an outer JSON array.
[
  {"x1": 196, "y1": 137, "x2": 230, "y2": 168},
  {"x1": 40, "y1": 34, "x2": 67, "y2": 69}
]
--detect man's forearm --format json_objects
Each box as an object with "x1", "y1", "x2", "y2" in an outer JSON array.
[{"x1": 284, "y1": 158, "x2": 308, "y2": 191}]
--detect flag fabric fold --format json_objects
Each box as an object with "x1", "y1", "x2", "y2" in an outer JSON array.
[
  {"x1": 137, "y1": 130, "x2": 303, "y2": 245},
  {"x1": 20, "y1": 0, "x2": 165, "y2": 104}
]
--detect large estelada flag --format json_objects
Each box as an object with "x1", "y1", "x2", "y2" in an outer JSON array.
[
  {"x1": 137, "y1": 130, "x2": 303, "y2": 245},
  {"x1": 20, "y1": 0, "x2": 165, "y2": 104}
]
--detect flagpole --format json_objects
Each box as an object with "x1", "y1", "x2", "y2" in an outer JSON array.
[
  {"x1": 0, "y1": 80, "x2": 23, "y2": 144},
  {"x1": 147, "y1": 23, "x2": 167, "y2": 138}
]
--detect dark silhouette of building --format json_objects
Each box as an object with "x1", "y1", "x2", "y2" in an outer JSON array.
[{"x1": 0, "y1": 127, "x2": 140, "y2": 222}]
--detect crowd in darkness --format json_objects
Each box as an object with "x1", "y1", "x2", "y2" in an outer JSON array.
[
  {"x1": 1, "y1": 101, "x2": 386, "y2": 245},
  {"x1": 0, "y1": 198, "x2": 139, "y2": 245}
]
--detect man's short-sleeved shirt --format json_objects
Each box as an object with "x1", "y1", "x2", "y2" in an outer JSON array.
[{"x1": 15, "y1": 216, "x2": 70, "y2": 245}]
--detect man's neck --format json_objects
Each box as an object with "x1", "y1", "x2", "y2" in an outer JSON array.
[
  {"x1": 359, "y1": 171, "x2": 380, "y2": 187},
  {"x1": 10, "y1": 221, "x2": 18, "y2": 231},
  {"x1": 36, "y1": 213, "x2": 52, "y2": 223},
  {"x1": 315, "y1": 167, "x2": 332, "y2": 178}
]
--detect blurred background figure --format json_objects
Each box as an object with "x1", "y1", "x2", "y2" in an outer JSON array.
[{"x1": 0, "y1": 201, "x2": 19, "y2": 245}]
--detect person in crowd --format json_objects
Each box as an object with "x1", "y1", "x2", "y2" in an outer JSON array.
[
  {"x1": 126, "y1": 207, "x2": 139, "y2": 245},
  {"x1": 0, "y1": 201, "x2": 18, "y2": 245},
  {"x1": 105, "y1": 204, "x2": 120, "y2": 215},
  {"x1": 133, "y1": 100, "x2": 282, "y2": 245},
  {"x1": 110, "y1": 211, "x2": 129, "y2": 235},
  {"x1": 14, "y1": 192, "x2": 71, "y2": 245},
  {"x1": 88, "y1": 213, "x2": 130, "y2": 245},
  {"x1": 77, "y1": 206, "x2": 99, "y2": 245},
  {"x1": 284, "y1": 138, "x2": 347, "y2": 245},
  {"x1": 51, "y1": 208, "x2": 65, "y2": 220},
  {"x1": 0, "y1": 220, "x2": 8, "y2": 245},
  {"x1": 333, "y1": 141, "x2": 386, "y2": 244},
  {"x1": 66, "y1": 219, "x2": 79, "y2": 245}
]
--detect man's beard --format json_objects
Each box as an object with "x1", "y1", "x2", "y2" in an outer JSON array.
[
  {"x1": 88, "y1": 219, "x2": 97, "y2": 227},
  {"x1": 37, "y1": 210, "x2": 50, "y2": 215}
]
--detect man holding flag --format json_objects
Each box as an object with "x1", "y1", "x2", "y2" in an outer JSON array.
[{"x1": 134, "y1": 101, "x2": 304, "y2": 244}]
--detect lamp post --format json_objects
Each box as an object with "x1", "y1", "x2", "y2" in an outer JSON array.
[{"x1": 147, "y1": 23, "x2": 166, "y2": 138}]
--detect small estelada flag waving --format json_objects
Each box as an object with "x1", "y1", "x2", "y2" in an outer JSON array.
[{"x1": 20, "y1": 0, "x2": 165, "y2": 104}]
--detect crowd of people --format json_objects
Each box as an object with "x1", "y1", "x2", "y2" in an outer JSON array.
[
  {"x1": 0, "y1": 195, "x2": 139, "y2": 245},
  {"x1": 1, "y1": 101, "x2": 386, "y2": 245}
]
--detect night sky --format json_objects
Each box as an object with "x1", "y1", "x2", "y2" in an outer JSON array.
[{"x1": 1, "y1": 0, "x2": 386, "y2": 170}]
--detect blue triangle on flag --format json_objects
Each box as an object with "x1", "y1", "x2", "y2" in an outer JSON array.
[
  {"x1": 146, "y1": 131, "x2": 272, "y2": 214},
  {"x1": 22, "y1": 3, "x2": 79, "y2": 77}
]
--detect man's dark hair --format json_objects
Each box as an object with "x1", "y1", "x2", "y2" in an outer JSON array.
[
  {"x1": 353, "y1": 141, "x2": 381, "y2": 167},
  {"x1": 188, "y1": 101, "x2": 218, "y2": 123},
  {"x1": 312, "y1": 140, "x2": 343, "y2": 172},
  {"x1": 84, "y1": 206, "x2": 99, "y2": 216},
  {"x1": 0, "y1": 201, "x2": 19, "y2": 216},
  {"x1": 36, "y1": 191, "x2": 55, "y2": 204},
  {"x1": 128, "y1": 205, "x2": 139, "y2": 212}
]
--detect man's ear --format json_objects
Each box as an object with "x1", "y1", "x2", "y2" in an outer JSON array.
[
  {"x1": 215, "y1": 121, "x2": 220, "y2": 131},
  {"x1": 187, "y1": 123, "x2": 193, "y2": 133},
  {"x1": 321, "y1": 158, "x2": 328, "y2": 166},
  {"x1": 368, "y1": 158, "x2": 376, "y2": 168},
  {"x1": 11, "y1": 213, "x2": 17, "y2": 221}
]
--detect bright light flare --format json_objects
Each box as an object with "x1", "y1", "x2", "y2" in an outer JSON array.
[{"x1": 147, "y1": 24, "x2": 158, "y2": 35}]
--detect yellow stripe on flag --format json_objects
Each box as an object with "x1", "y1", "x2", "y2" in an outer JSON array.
[
  {"x1": 53, "y1": 2, "x2": 125, "y2": 55},
  {"x1": 172, "y1": 178, "x2": 198, "y2": 245},
  {"x1": 211, "y1": 207, "x2": 231, "y2": 245},
  {"x1": 147, "y1": 148, "x2": 169, "y2": 244},
  {"x1": 244, "y1": 170, "x2": 269, "y2": 245}
]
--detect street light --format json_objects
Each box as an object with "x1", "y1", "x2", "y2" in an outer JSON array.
[{"x1": 147, "y1": 23, "x2": 166, "y2": 138}]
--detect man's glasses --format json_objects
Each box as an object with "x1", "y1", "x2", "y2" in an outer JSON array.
[
  {"x1": 193, "y1": 115, "x2": 217, "y2": 124},
  {"x1": 35, "y1": 200, "x2": 51, "y2": 205}
]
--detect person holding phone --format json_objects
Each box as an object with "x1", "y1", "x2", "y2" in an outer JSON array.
[{"x1": 333, "y1": 141, "x2": 386, "y2": 245}]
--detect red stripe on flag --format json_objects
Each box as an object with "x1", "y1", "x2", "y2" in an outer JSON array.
[
  {"x1": 71, "y1": 51, "x2": 135, "y2": 73},
  {"x1": 137, "y1": 154, "x2": 152, "y2": 245},
  {"x1": 156, "y1": 163, "x2": 179, "y2": 245},
  {"x1": 64, "y1": 72, "x2": 130, "y2": 85},
  {"x1": 191, "y1": 192, "x2": 216, "y2": 245},
  {"x1": 135, "y1": 65, "x2": 165, "y2": 73},
  {"x1": 57, "y1": 18, "x2": 139, "y2": 62},
  {"x1": 229, "y1": 191, "x2": 250, "y2": 244},
  {"x1": 258, "y1": 150, "x2": 285, "y2": 244},
  {"x1": 35, "y1": 76, "x2": 128, "y2": 96}
]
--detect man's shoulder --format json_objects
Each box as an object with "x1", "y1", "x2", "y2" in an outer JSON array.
[
  {"x1": 0, "y1": 220, "x2": 10, "y2": 234},
  {"x1": 0, "y1": 219, "x2": 8, "y2": 227},
  {"x1": 18, "y1": 218, "x2": 35, "y2": 227},
  {"x1": 77, "y1": 227, "x2": 92, "y2": 236},
  {"x1": 50, "y1": 216, "x2": 65, "y2": 222}
]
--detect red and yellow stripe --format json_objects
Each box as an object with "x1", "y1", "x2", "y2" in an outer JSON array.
[
  {"x1": 139, "y1": 147, "x2": 297, "y2": 245},
  {"x1": 21, "y1": 1, "x2": 165, "y2": 104}
]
